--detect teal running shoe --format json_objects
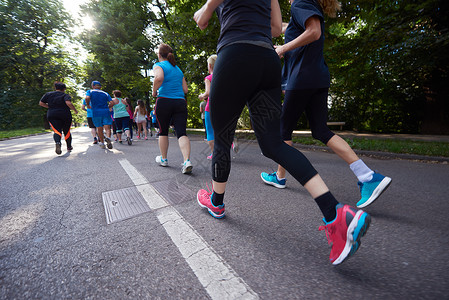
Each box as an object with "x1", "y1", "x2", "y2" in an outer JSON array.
[
  {"x1": 260, "y1": 172, "x2": 286, "y2": 189},
  {"x1": 357, "y1": 172, "x2": 392, "y2": 208}
]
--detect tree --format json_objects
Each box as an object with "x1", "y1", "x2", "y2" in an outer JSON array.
[
  {"x1": 0, "y1": 0, "x2": 79, "y2": 130},
  {"x1": 326, "y1": 0, "x2": 449, "y2": 133},
  {"x1": 79, "y1": 0, "x2": 158, "y2": 103}
]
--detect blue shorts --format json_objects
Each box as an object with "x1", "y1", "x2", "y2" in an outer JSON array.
[{"x1": 92, "y1": 115, "x2": 113, "y2": 127}]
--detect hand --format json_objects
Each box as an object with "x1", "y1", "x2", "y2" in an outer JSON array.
[
  {"x1": 86, "y1": 104, "x2": 91, "y2": 109},
  {"x1": 274, "y1": 45, "x2": 285, "y2": 58},
  {"x1": 152, "y1": 90, "x2": 158, "y2": 97},
  {"x1": 194, "y1": 3, "x2": 213, "y2": 30},
  {"x1": 74, "y1": 109, "x2": 78, "y2": 114}
]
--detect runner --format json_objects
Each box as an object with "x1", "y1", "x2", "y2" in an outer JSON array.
[
  {"x1": 82, "y1": 98, "x2": 97, "y2": 144},
  {"x1": 39, "y1": 81, "x2": 78, "y2": 154},
  {"x1": 152, "y1": 43, "x2": 193, "y2": 174},
  {"x1": 111, "y1": 90, "x2": 132, "y2": 145},
  {"x1": 85, "y1": 81, "x2": 113, "y2": 150},
  {"x1": 260, "y1": 0, "x2": 391, "y2": 208},
  {"x1": 198, "y1": 54, "x2": 217, "y2": 159},
  {"x1": 134, "y1": 99, "x2": 148, "y2": 140},
  {"x1": 194, "y1": 0, "x2": 371, "y2": 265}
]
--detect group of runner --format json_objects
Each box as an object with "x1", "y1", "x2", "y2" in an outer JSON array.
[{"x1": 39, "y1": 0, "x2": 392, "y2": 265}]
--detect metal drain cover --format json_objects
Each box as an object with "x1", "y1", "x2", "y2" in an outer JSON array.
[
  {"x1": 151, "y1": 179, "x2": 194, "y2": 206},
  {"x1": 102, "y1": 186, "x2": 151, "y2": 224}
]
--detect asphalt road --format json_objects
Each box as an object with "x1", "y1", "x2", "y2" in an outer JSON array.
[{"x1": 1, "y1": 127, "x2": 448, "y2": 299}]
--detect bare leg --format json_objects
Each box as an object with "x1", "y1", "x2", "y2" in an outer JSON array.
[
  {"x1": 208, "y1": 140, "x2": 214, "y2": 153},
  {"x1": 326, "y1": 135, "x2": 359, "y2": 164},
  {"x1": 90, "y1": 128, "x2": 97, "y2": 138},
  {"x1": 104, "y1": 125, "x2": 111, "y2": 139},
  {"x1": 158, "y1": 135, "x2": 169, "y2": 159},
  {"x1": 97, "y1": 126, "x2": 104, "y2": 143},
  {"x1": 178, "y1": 136, "x2": 191, "y2": 162}
]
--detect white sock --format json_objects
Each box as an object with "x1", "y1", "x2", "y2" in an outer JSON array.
[
  {"x1": 276, "y1": 173, "x2": 285, "y2": 181},
  {"x1": 350, "y1": 159, "x2": 374, "y2": 182}
]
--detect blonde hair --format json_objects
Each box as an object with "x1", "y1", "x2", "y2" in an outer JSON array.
[
  {"x1": 317, "y1": 0, "x2": 341, "y2": 18},
  {"x1": 207, "y1": 54, "x2": 217, "y2": 69}
]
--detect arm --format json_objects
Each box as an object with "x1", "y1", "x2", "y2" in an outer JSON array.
[
  {"x1": 281, "y1": 22, "x2": 289, "y2": 34},
  {"x1": 65, "y1": 101, "x2": 78, "y2": 114},
  {"x1": 111, "y1": 97, "x2": 119, "y2": 106},
  {"x1": 85, "y1": 96, "x2": 91, "y2": 109},
  {"x1": 182, "y1": 77, "x2": 188, "y2": 95},
  {"x1": 271, "y1": 0, "x2": 282, "y2": 37},
  {"x1": 39, "y1": 101, "x2": 49, "y2": 109},
  {"x1": 199, "y1": 79, "x2": 211, "y2": 100},
  {"x1": 275, "y1": 16, "x2": 321, "y2": 57},
  {"x1": 194, "y1": 0, "x2": 224, "y2": 30},
  {"x1": 152, "y1": 66, "x2": 164, "y2": 97}
]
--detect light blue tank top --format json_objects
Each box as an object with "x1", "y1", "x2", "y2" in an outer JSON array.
[{"x1": 113, "y1": 98, "x2": 130, "y2": 118}]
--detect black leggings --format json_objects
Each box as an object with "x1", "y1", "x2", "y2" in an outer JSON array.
[
  {"x1": 154, "y1": 97, "x2": 187, "y2": 138},
  {"x1": 48, "y1": 111, "x2": 72, "y2": 147},
  {"x1": 281, "y1": 88, "x2": 335, "y2": 143},
  {"x1": 210, "y1": 43, "x2": 318, "y2": 185}
]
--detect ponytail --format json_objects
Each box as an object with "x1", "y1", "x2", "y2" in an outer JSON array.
[
  {"x1": 317, "y1": 0, "x2": 341, "y2": 18},
  {"x1": 158, "y1": 43, "x2": 177, "y2": 66},
  {"x1": 167, "y1": 53, "x2": 176, "y2": 67}
]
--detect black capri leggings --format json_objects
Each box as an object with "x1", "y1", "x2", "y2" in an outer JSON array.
[
  {"x1": 47, "y1": 110, "x2": 72, "y2": 147},
  {"x1": 154, "y1": 97, "x2": 187, "y2": 138},
  {"x1": 209, "y1": 43, "x2": 318, "y2": 185},
  {"x1": 281, "y1": 88, "x2": 335, "y2": 143}
]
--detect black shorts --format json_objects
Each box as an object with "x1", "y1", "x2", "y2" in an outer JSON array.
[{"x1": 87, "y1": 117, "x2": 96, "y2": 129}]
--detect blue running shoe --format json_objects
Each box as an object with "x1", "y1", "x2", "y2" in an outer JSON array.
[
  {"x1": 260, "y1": 172, "x2": 286, "y2": 189},
  {"x1": 357, "y1": 172, "x2": 392, "y2": 208}
]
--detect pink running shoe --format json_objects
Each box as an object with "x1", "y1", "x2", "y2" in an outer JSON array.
[
  {"x1": 197, "y1": 185, "x2": 225, "y2": 219},
  {"x1": 207, "y1": 154, "x2": 212, "y2": 160},
  {"x1": 319, "y1": 204, "x2": 370, "y2": 265}
]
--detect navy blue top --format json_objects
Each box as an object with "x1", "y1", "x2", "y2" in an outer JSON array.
[
  {"x1": 40, "y1": 91, "x2": 71, "y2": 114},
  {"x1": 282, "y1": 0, "x2": 330, "y2": 90},
  {"x1": 216, "y1": 0, "x2": 273, "y2": 52}
]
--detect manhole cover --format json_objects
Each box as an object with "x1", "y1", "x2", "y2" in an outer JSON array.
[
  {"x1": 151, "y1": 179, "x2": 195, "y2": 206},
  {"x1": 102, "y1": 186, "x2": 151, "y2": 224}
]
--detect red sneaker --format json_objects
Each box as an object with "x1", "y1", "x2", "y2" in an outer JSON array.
[
  {"x1": 197, "y1": 186, "x2": 225, "y2": 219},
  {"x1": 319, "y1": 204, "x2": 371, "y2": 265}
]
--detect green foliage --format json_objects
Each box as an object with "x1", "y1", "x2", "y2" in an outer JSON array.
[
  {"x1": 326, "y1": 0, "x2": 449, "y2": 133},
  {"x1": 0, "y1": 127, "x2": 51, "y2": 139},
  {"x1": 0, "y1": 0, "x2": 80, "y2": 130},
  {"x1": 79, "y1": 0, "x2": 157, "y2": 102}
]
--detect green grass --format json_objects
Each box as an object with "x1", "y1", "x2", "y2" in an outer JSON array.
[
  {"x1": 290, "y1": 136, "x2": 449, "y2": 157},
  {"x1": 187, "y1": 130, "x2": 449, "y2": 158},
  {"x1": 0, "y1": 127, "x2": 51, "y2": 139}
]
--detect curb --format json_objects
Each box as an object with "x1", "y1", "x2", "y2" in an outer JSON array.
[{"x1": 291, "y1": 143, "x2": 449, "y2": 164}]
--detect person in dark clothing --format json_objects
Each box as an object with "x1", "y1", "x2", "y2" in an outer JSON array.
[
  {"x1": 194, "y1": 0, "x2": 372, "y2": 265},
  {"x1": 39, "y1": 81, "x2": 78, "y2": 155}
]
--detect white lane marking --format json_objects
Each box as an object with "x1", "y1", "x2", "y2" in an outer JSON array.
[
  {"x1": 119, "y1": 159, "x2": 259, "y2": 300},
  {"x1": 119, "y1": 159, "x2": 148, "y2": 186}
]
